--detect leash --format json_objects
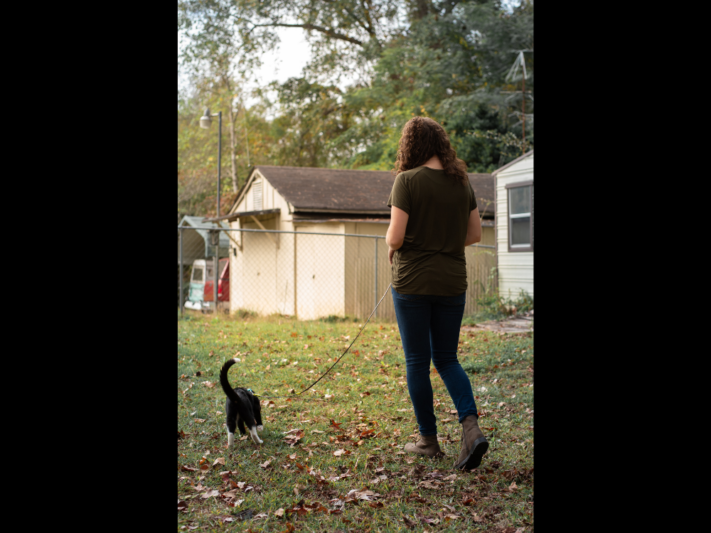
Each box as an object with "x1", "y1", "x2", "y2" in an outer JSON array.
[{"x1": 257, "y1": 282, "x2": 393, "y2": 400}]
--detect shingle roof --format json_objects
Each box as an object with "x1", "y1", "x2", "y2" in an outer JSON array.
[{"x1": 242, "y1": 166, "x2": 495, "y2": 217}]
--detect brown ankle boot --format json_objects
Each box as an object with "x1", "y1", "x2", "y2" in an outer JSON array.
[
  {"x1": 454, "y1": 415, "x2": 489, "y2": 470},
  {"x1": 404, "y1": 434, "x2": 443, "y2": 458}
]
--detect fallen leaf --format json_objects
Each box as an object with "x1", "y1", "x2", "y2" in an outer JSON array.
[
  {"x1": 194, "y1": 418, "x2": 206, "y2": 424},
  {"x1": 180, "y1": 465, "x2": 197, "y2": 472},
  {"x1": 311, "y1": 430, "x2": 324, "y2": 434},
  {"x1": 259, "y1": 460, "x2": 272, "y2": 469},
  {"x1": 403, "y1": 516, "x2": 417, "y2": 528},
  {"x1": 201, "y1": 489, "x2": 220, "y2": 499},
  {"x1": 202, "y1": 381, "x2": 214, "y2": 388},
  {"x1": 212, "y1": 457, "x2": 225, "y2": 467},
  {"x1": 253, "y1": 512, "x2": 269, "y2": 519},
  {"x1": 291, "y1": 332, "x2": 297, "y2": 337},
  {"x1": 443, "y1": 474, "x2": 457, "y2": 481},
  {"x1": 509, "y1": 481, "x2": 518, "y2": 491},
  {"x1": 177, "y1": 500, "x2": 188, "y2": 511},
  {"x1": 333, "y1": 449, "x2": 346, "y2": 456},
  {"x1": 274, "y1": 508, "x2": 285, "y2": 518}
]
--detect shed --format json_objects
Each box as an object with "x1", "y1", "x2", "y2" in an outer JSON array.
[
  {"x1": 493, "y1": 150, "x2": 534, "y2": 299},
  {"x1": 178, "y1": 215, "x2": 231, "y2": 265},
  {"x1": 206, "y1": 166, "x2": 497, "y2": 320}
]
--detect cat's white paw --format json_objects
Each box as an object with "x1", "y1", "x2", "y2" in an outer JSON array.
[
  {"x1": 227, "y1": 431, "x2": 234, "y2": 447},
  {"x1": 249, "y1": 427, "x2": 263, "y2": 445}
]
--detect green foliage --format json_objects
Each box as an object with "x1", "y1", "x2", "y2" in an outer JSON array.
[
  {"x1": 463, "y1": 288, "x2": 533, "y2": 323},
  {"x1": 178, "y1": 1, "x2": 534, "y2": 215}
]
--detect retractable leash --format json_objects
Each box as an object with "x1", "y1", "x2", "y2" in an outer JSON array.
[{"x1": 257, "y1": 282, "x2": 393, "y2": 400}]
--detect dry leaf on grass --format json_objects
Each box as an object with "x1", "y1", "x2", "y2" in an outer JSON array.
[
  {"x1": 259, "y1": 460, "x2": 272, "y2": 469},
  {"x1": 201, "y1": 490, "x2": 220, "y2": 499},
  {"x1": 274, "y1": 508, "x2": 285, "y2": 518},
  {"x1": 212, "y1": 457, "x2": 225, "y2": 467}
]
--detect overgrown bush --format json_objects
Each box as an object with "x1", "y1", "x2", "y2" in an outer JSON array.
[{"x1": 463, "y1": 289, "x2": 533, "y2": 324}]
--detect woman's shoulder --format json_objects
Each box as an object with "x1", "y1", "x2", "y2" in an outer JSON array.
[{"x1": 396, "y1": 166, "x2": 429, "y2": 181}]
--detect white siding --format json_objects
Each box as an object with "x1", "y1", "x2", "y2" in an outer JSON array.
[
  {"x1": 229, "y1": 171, "x2": 297, "y2": 316},
  {"x1": 496, "y1": 153, "x2": 534, "y2": 298}
]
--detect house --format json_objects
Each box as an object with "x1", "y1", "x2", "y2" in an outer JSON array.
[
  {"x1": 205, "y1": 165, "x2": 496, "y2": 320},
  {"x1": 493, "y1": 150, "x2": 533, "y2": 300}
]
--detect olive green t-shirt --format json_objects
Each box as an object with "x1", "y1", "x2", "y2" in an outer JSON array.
[{"x1": 387, "y1": 166, "x2": 477, "y2": 295}]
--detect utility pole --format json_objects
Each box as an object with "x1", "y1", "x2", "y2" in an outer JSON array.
[{"x1": 505, "y1": 51, "x2": 531, "y2": 155}]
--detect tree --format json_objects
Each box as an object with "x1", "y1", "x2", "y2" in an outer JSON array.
[{"x1": 178, "y1": 0, "x2": 533, "y2": 210}]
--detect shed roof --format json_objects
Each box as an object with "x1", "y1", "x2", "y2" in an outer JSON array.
[
  {"x1": 235, "y1": 166, "x2": 495, "y2": 217},
  {"x1": 178, "y1": 215, "x2": 231, "y2": 248}
]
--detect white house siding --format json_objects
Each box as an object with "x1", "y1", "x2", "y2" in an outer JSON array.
[{"x1": 495, "y1": 153, "x2": 534, "y2": 299}]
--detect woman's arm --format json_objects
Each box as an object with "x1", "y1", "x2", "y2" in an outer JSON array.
[
  {"x1": 464, "y1": 207, "x2": 482, "y2": 246},
  {"x1": 386, "y1": 205, "x2": 409, "y2": 263}
]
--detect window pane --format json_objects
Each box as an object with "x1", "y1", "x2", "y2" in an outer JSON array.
[
  {"x1": 192, "y1": 267, "x2": 203, "y2": 282},
  {"x1": 511, "y1": 216, "x2": 531, "y2": 245},
  {"x1": 510, "y1": 186, "x2": 531, "y2": 214}
]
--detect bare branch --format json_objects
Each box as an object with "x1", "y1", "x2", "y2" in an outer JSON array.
[{"x1": 250, "y1": 22, "x2": 364, "y2": 46}]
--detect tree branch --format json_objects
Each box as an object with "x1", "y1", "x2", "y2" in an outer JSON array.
[
  {"x1": 250, "y1": 22, "x2": 364, "y2": 46},
  {"x1": 322, "y1": 0, "x2": 374, "y2": 36}
]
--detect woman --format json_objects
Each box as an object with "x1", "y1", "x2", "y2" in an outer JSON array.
[{"x1": 386, "y1": 116, "x2": 488, "y2": 471}]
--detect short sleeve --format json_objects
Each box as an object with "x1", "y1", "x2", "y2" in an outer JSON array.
[
  {"x1": 388, "y1": 173, "x2": 411, "y2": 215},
  {"x1": 469, "y1": 182, "x2": 478, "y2": 211}
]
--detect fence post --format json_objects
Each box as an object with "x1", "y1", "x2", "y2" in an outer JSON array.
[
  {"x1": 209, "y1": 229, "x2": 219, "y2": 314},
  {"x1": 179, "y1": 227, "x2": 184, "y2": 316},
  {"x1": 374, "y1": 237, "x2": 378, "y2": 319}
]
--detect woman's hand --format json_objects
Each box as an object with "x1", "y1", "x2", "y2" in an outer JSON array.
[{"x1": 389, "y1": 248, "x2": 395, "y2": 264}]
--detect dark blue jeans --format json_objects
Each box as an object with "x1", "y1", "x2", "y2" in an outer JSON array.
[{"x1": 391, "y1": 287, "x2": 478, "y2": 436}]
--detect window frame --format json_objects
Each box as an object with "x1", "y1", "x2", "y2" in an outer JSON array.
[{"x1": 506, "y1": 180, "x2": 533, "y2": 253}]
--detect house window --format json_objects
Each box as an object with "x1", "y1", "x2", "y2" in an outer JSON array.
[
  {"x1": 253, "y1": 180, "x2": 262, "y2": 211},
  {"x1": 506, "y1": 181, "x2": 533, "y2": 252}
]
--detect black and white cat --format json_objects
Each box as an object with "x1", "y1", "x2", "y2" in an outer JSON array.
[{"x1": 219, "y1": 358, "x2": 264, "y2": 446}]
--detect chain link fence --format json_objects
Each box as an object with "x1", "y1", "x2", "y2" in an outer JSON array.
[{"x1": 178, "y1": 227, "x2": 496, "y2": 322}]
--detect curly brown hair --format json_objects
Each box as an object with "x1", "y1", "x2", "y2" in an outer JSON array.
[{"x1": 392, "y1": 116, "x2": 469, "y2": 185}]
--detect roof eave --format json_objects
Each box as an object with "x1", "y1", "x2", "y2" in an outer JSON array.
[{"x1": 492, "y1": 150, "x2": 534, "y2": 177}]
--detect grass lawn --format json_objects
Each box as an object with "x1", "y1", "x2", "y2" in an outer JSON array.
[{"x1": 178, "y1": 312, "x2": 533, "y2": 532}]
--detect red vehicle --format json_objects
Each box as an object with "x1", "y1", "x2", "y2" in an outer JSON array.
[{"x1": 204, "y1": 258, "x2": 229, "y2": 307}]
